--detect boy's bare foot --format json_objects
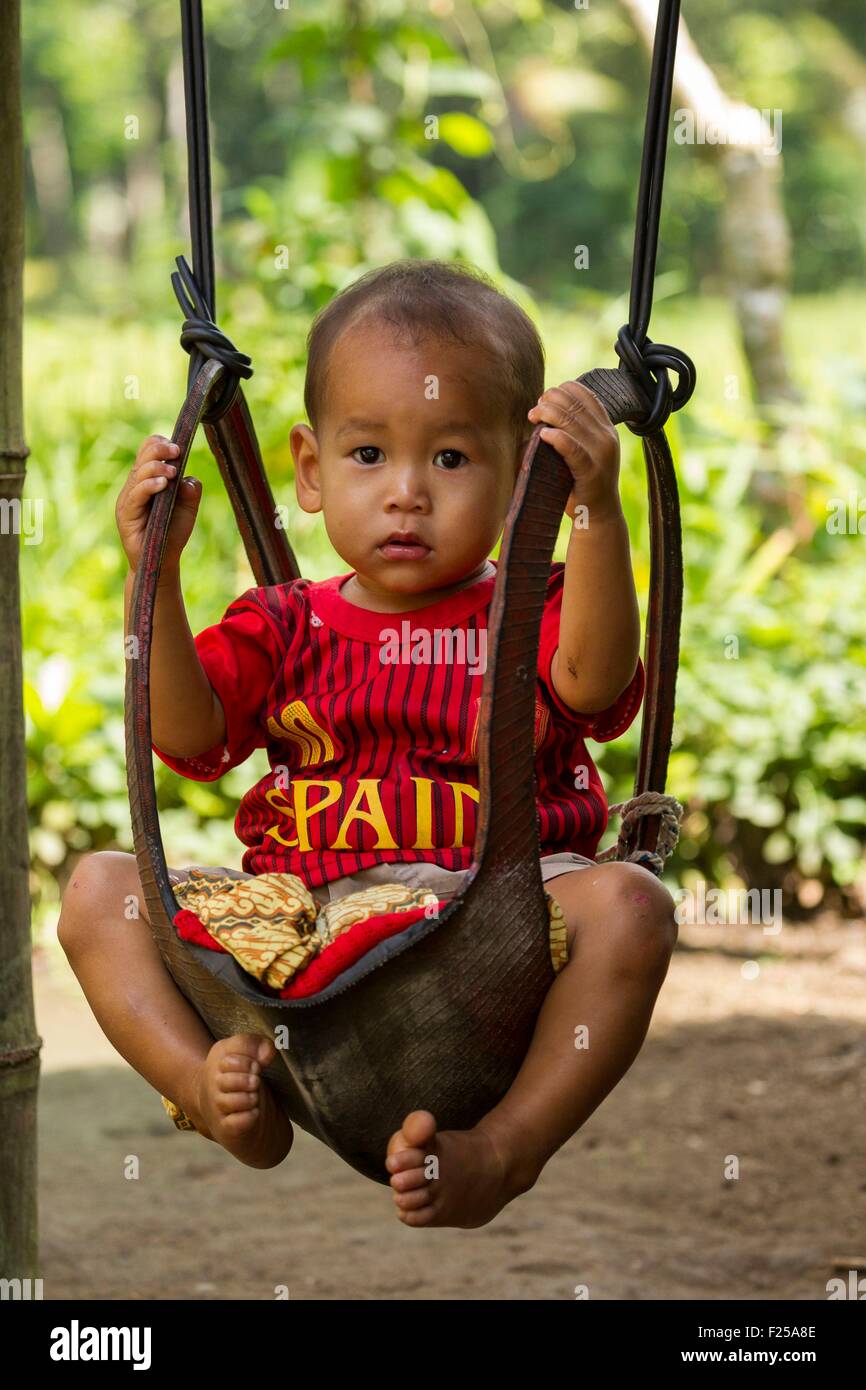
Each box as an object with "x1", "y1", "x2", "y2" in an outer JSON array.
[
  {"x1": 385, "y1": 1110, "x2": 536, "y2": 1228},
  {"x1": 188, "y1": 1034, "x2": 294, "y2": 1170}
]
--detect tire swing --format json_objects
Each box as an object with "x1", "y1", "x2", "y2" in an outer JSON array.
[{"x1": 125, "y1": 0, "x2": 693, "y2": 1184}]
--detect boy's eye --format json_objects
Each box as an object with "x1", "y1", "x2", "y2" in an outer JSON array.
[
  {"x1": 352, "y1": 446, "x2": 382, "y2": 465},
  {"x1": 434, "y1": 449, "x2": 466, "y2": 470}
]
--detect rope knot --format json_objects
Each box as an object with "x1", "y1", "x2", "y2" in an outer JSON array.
[
  {"x1": 614, "y1": 324, "x2": 696, "y2": 437},
  {"x1": 171, "y1": 255, "x2": 253, "y2": 423},
  {"x1": 595, "y1": 790, "x2": 684, "y2": 876}
]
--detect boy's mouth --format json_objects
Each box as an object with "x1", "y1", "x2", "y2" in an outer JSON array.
[{"x1": 378, "y1": 531, "x2": 431, "y2": 560}]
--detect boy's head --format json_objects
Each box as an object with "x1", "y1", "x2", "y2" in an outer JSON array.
[{"x1": 291, "y1": 260, "x2": 546, "y2": 605}]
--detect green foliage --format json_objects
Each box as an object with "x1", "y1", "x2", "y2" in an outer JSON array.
[
  {"x1": 543, "y1": 293, "x2": 866, "y2": 908},
  {"x1": 21, "y1": 0, "x2": 866, "y2": 314}
]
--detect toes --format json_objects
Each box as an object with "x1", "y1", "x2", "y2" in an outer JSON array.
[
  {"x1": 216, "y1": 1034, "x2": 270, "y2": 1065},
  {"x1": 386, "y1": 1129, "x2": 420, "y2": 1161},
  {"x1": 386, "y1": 1110, "x2": 437, "y2": 1165},
  {"x1": 218, "y1": 1055, "x2": 262, "y2": 1087},
  {"x1": 402, "y1": 1109, "x2": 437, "y2": 1148},
  {"x1": 218, "y1": 1070, "x2": 260, "y2": 1094},
  {"x1": 219, "y1": 1051, "x2": 258, "y2": 1073},
  {"x1": 220, "y1": 1106, "x2": 260, "y2": 1134},
  {"x1": 386, "y1": 1127, "x2": 408, "y2": 1158},
  {"x1": 389, "y1": 1162, "x2": 430, "y2": 1192},
  {"x1": 386, "y1": 1146, "x2": 426, "y2": 1175},
  {"x1": 392, "y1": 1185, "x2": 432, "y2": 1211},
  {"x1": 219, "y1": 1092, "x2": 259, "y2": 1115},
  {"x1": 396, "y1": 1203, "x2": 438, "y2": 1228}
]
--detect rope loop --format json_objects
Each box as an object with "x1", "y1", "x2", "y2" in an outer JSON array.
[
  {"x1": 614, "y1": 324, "x2": 696, "y2": 437},
  {"x1": 595, "y1": 790, "x2": 684, "y2": 876},
  {"x1": 171, "y1": 254, "x2": 253, "y2": 423}
]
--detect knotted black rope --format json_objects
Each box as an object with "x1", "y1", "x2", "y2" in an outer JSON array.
[
  {"x1": 616, "y1": 0, "x2": 695, "y2": 436},
  {"x1": 171, "y1": 253, "x2": 252, "y2": 423},
  {"x1": 174, "y1": 0, "x2": 252, "y2": 424},
  {"x1": 614, "y1": 324, "x2": 695, "y2": 437}
]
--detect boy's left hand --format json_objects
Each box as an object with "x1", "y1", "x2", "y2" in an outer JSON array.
[{"x1": 527, "y1": 380, "x2": 622, "y2": 521}]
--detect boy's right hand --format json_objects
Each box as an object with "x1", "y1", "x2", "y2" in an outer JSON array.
[{"x1": 116, "y1": 435, "x2": 202, "y2": 575}]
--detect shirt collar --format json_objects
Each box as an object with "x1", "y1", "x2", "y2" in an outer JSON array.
[{"x1": 308, "y1": 560, "x2": 498, "y2": 643}]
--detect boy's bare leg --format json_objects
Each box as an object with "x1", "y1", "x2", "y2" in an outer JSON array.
[
  {"x1": 57, "y1": 851, "x2": 293, "y2": 1170},
  {"x1": 386, "y1": 861, "x2": 678, "y2": 1228}
]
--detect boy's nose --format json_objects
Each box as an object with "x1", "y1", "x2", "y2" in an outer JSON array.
[{"x1": 383, "y1": 465, "x2": 431, "y2": 511}]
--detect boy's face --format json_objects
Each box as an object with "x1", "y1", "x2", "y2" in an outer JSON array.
[{"x1": 291, "y1": 319, "x2": 525, "y2": 606}]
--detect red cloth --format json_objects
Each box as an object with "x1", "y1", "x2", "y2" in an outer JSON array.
[
  {"x1": 174, "y1": 901, "x2": 446, "y2": 999},
  {"x1": 153, "y1": 561, "x2": 644, "y2": 889}
]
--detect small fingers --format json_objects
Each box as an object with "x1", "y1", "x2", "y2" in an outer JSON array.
[
  {"x1": 536, "y1": 424, "x2": 590, "y2": 460},
  {"x1": 529, "y1": 394, "x2": 593, "y2": 433},
  {"x1": 532, "y1": 383, "x2": 588, "y2": 411},
  {"x1": 125, "y1": 440, "x2": 182, "y2": 503},
  {"x1": 532, "y1": 381, "x2": 605, "y2": 415},
  {"x1": 136, "y1": 435, "x2": 181, "y2": 467},
  {"x1": 137, "y1": 458, "x2": 178, "y2": 482},
  {"x1": 129, "y1": 472, "x2": 175, "y2": 501},
  {"x1": 529, "y1": 385, "x2": 615, "y2": 440}
]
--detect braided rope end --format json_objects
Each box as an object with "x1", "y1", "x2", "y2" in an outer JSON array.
[{"x1": 595, "y1": 791, "x2": 684, "y2": 876}]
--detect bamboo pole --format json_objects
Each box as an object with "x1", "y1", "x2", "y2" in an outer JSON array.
[{"x1": 0, "y1": 0, "x2": 41, "y2": 1280}]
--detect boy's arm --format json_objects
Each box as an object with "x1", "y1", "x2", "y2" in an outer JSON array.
[
  {"x1": 124, "y1": 566, "x2": 226, "y2": 759},
  {"x1": 527, "y1": 381, "x2": 641, "y2": 715},
  {"x1": 552, "y1": 506, "x2": 641, "y2": 714}
]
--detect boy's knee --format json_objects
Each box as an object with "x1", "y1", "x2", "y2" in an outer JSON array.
[
  {"x1": 57, "y1": 851, "x2": 140, "y2": 954},
  {"x1": 600, "y1": 862, "x2": 678, "y2": 976}
]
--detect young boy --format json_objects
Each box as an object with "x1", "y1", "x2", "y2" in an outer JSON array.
[{"x1": 58, "y1": 260, "x2": 677, "y2": 1230}]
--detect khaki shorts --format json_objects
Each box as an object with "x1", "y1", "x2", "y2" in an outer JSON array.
[
  {"x1": 169, "y1": 851, "x2": 596, "y2": 908},
  {"x1": 310, "y1": 851, "x2": 596, "y2": 907}
]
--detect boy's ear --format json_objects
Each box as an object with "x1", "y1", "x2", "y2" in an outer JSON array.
[{"x1": 291, "y1": 424, "x2": 322, "y2": 513}]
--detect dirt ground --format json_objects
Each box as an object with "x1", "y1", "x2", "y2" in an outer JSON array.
[{"x1": 33, "y1": 913, "x2": 866, "y2": 1301}]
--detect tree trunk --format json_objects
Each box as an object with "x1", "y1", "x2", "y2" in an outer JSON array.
[
  {"x1": 0, "y1": 0, "x2": 41, "y2": 1282},
  {"x1": 620, "y1": 0, "x2": 800, "y2": 407}
]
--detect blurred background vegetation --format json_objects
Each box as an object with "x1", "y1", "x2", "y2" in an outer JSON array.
[{"x1": 21, "y1": 0, "x2": 866, "y2": 936}]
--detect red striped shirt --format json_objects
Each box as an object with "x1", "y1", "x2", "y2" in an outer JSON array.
[{"x1": 152, "y1": 560, "x2": 645, "y2": 889}]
